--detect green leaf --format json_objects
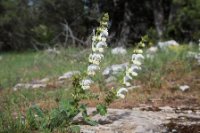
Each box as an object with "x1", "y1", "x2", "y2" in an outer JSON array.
[
  {"x1": 84, "y1": 117, "x2": 98, "y2": 126},
  {"x1": 69, "y1": 125, "x2": 80, "y2": 133},
  {"x1": 30, "y1": 105, "x2": 44, "y2": 118},
  {"x1": 78, "y1": 104, "x2": 98, "y2": 126},
  {"x1": 96, "y1": 104, "x2": 107, "y2": 116}
]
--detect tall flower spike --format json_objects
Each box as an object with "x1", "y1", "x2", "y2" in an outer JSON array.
[
  {"x1": 81, "y1": 13, "x2": 109, "y2": 90},
  {"x1": 117, "y1": 38, "x2": 145, "y2": 98}
]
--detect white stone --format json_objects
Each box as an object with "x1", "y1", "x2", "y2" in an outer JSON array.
[
  {"x1": 32, "y1": 84, "x2": 47, "y2": 89},
  {"x1": 102, "y1": 63, "x2": 128, "y2": 76},
  {"x1": 105, "y1": 76, "x2": 117, "y2": 83},
  {"x1": 111, "y1": 47, "x2": 127, "y2": 55},
  {"x1": 179, "y1": 85, "x2": 190, "y2": 92},
  {"x1": 187, "y1": 51, "x2": 198, "y2": 58},
  {"x1": 13, "y1": 83, "x2": 32, "y2": 91},
  {"x1": 111, "y1": 63, "x2": 128, "y2": 75},
  {"x1": 102, "y1": 67, "x2": 112, "y2": 76},
  {"x1": 158, "y1": 40, "x2": 179, "y2": 49},
  {"x1": 187, "y1": 51, "x2": 200, "y2": 65},
  {"x1": 58, "y1": 71, "x2": 80, "y2": 80},
  {"x1": 39, "y1": 78, "x2": 49, "y2": 83},
  {"x1": 146, "y1": 46, "x2": 158, "y2": 54},
  {"x1": 127, "y1": 85, "x2": 141, "y2": 90},
  {"x1": 45, "y1": 48, "x2": 60, "y2": 55},
  {"x1": 13, "y1": 83, "x2": 46, "y2": 90},
  {"x1": 146, "y1": 54, "x2": 155, "y2": 59},
  {"x1": 159, "y1": 106, "x2": 174, "y2": 113}
]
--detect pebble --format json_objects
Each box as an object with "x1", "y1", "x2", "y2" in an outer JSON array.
[
  {"x1": 179, "y1": 85, "x2": 190, "y2": 92},
  {"x1": 158, "y1": 40, "x2": 179, "y2": 49},
  {"x1": 111, "y1": 47, "x2": 127, "y2": 55},
  {"x1": 58, "y1": 71, "x2": 80, "y2": 80}
]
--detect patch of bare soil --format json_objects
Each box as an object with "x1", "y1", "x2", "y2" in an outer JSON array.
[{"x1": 164, "y1": 116, "x2": 200, "y2": 133}]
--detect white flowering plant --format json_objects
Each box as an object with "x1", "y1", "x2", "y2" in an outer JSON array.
[
  {"x1": 25, "y1": 13, "x2": 145, "y2": 132},
  {"x1": 117, "y1": 38, "x2": 146, "y2": 99}
]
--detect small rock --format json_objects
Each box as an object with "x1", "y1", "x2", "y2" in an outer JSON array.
[
  {"x1": 45, "y1": 48, "x2": 60, "y2": 55},
  {"x1": 146, "y1": 54, "x2": 155, "y2": 59},
  {"x1": 59, "y1": 71, "x2": 80, "y2": 80},
  {"x1": 111, "y1": 47, "x2": 127, "y2": 55},
  {"x1": 111, "y1": 63, "x2": 128, "y2": 75},
  {"x1": 187, "y1": 110, "x2": 193, "y2": 114},
  {"x1": 13, "y1": 83, "x2": 32, "y2": 91},
  {"x1": 102, "y1": 67, "x2": 112, "y2": 76},
  {"x1": 127, "y1": 85, "x2": 141, "y2": 90},
  {"x1": 196, "y1": 111, "x2": 200, "y2": 115},
  {"x1": 187, "y1": 51, "x2": 200, "y2": 65},
  {"x1": 105, "y1": 76, "x2": 117, "y2": 83},
  {"x1": 32, "y1": 78, "x2": 50, "y2": 84},
  {"x1": 146, "y1": 46, "x2": 158, "y2": 54},
  {"x1": 32, "y1": 84, "x2": 47, "y2": 89},
  {"x1": 189, "y1": 41, "x2": 195, "y2": 47},
  {"x1": 187, "y1": 51, "x2": 198, "y2": 58},
  {"x1": 172, "y1": 129, "x2": 177, "y2": 133},
  {"x1": 40, "y1": 78, "x2": 49, "y2": 83},
  {"x1": 13, "y1": 83, "x2": 47, "y2": 91},
  {"x1": 179, "y1": 85, "x2": 190, "y2": 92},
  {"x1": 158, "y1": 40, "x2": 179, "y2": 49},
  {"x1": 160, "y1": 106, "x2": 174, "y2": 113},
  {"x1": 111, "y1": 65, "x2": 125, "y2": 75},
  {"x1": 102, "y1": 63, "x2": 128, "y2": 76}
]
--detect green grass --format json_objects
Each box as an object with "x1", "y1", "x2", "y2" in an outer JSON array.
[
  {"x1": 0, "y1": 45, "x2": 199, "y2": 132},
  {"x1": 139, "y1": 45, "x2": 196, "y2": 88},
  {"x1": 0, "y1": 47, "x2": 89, "y2": 89},
  {"x1": 0, "y1": 47, "x2": 132, "y2": 89}
]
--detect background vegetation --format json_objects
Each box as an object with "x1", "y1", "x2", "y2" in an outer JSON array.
[{"x1": 0, "y1": 0, "x2": 200, "y2": 51}]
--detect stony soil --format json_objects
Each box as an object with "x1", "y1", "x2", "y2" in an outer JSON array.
[{"x1": 78, "y1": 106, "x2": 200, "y2": 133}]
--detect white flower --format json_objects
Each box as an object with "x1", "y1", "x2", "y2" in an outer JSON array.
[
  {"x1": 92, "y1": 35, "x2": 102, "y2": 42},
  {"x1": 81, "y1": 79, "x2": 94, "y2": 90},
  {"x1": 92, "y1": 42, "x2": 103, "y2": 53},
  {"x1": 96, "y1": 41, "x2": 107, "y2": 48},
  {"x1": 92, "y1": 41, "x2": 107, "y2": 53},
  {"x1": 132, "y1": 60, "x2": 142, "y2": 66},
  {"x1": 117, "y1": 88, "x2": 128, "y2": 99},
  {"x1": 89, "y1": 53, "x2": 104, "y2": 65},
  {"x1": 127, "y1": 68, "x2": 138, "y2": 77},
  {"x1": 101, "y1": 37, "x2": 107, "y2": 42},
  {"x1": 100, "y1": 29, "x2": 108, "y2": 37},
  {"x1": 132, "y1": 54, "x2": 144, "y2": 61},
  {"x1": 87, "y1": 64, "x2": 100, "y2": 75},
  {"x1": 127, "y1": 65, "x2": 141, "y2": 77},
  {"x1": 123, "y1": 76, "x2": 132, "y2": 87},
  {"x1": 130, "y1": 65, "x2": 142, "y2": 71},
  {"x1": 117, "y1": 93, "x2": 126, "y2": 99}
]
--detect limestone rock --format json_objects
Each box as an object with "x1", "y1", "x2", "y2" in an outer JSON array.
[
  {"x1": 146, "y1": 46, "x2": 158, "y2": 54},
  {"x1": 102, "y1": 63, "x2": 128, "y2": 76},
  {"x1": 158, "y1": 40, "x2": 179, "y2": 49},
  {"x1": 45, "y1": 48, "x2": 60, "y2": 55},
  {"x1": 179, "y1": 85, "x2": 190, "y2": 92},
  {"x1": 111, "y1": 47, "x2": 127, "y2": 55},
  {"x1": 105, "y1": 76, "x2": 117, "y2": 83},
  {"x1": 59, "y1": 71, "x2": 80, "y2": 80}
]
